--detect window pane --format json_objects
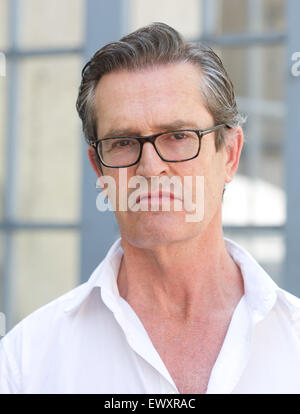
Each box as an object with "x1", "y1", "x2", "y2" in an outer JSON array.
[
  {"x1": 218, "y1": 0, "x2": 285, "y2": 34},
  {"x1": 16, "y1": 55, "x2": 81, "y2": 222},
  {"x1": 130, "y1": 0, "x2": 201, "y2": 39},
  {"x1": 262, "y1": 45, "x2": 285, "y2": 100},
  {"x1": 0, "y1": 70, "x2": 7, "y2": 219},
  {"x1": 0, "y1": 232, "x2": 4, "y2": 313},
  {"x1": 0, "y1": 0, "x2": 9, "y2": 50},
  {"x1": 11, "y1": 230, "x2": 79, "y2": 327},
  {"x1": 223, "y1": 230, "x2": 285, "y2": 286},
  {"x1": 219, "y1": 44, "x2": 284, "y2": 206},
  {"x1": 18, "y1": 0, "x2": 84, "y2": 49},
  {"x1": 218, "y1": 0, "x2": 248, "y2": 34},
  {"x1": 223, "y1": 172, "x2": 285, "y2": 227},
  {"x1": 220, "y1": 45, "x2": 284, "y2": 100},
  {"x1": 237, "y1": 114, "x2": 284, "y2": 191},
  {"x1": 261, "y1": 115, "x2": 283, "y2": 188},
  {"x1": 219, "y1": 47, "x2": 248, "y2": 97},
  {"x1": 262, "y1": 0, "x2": 285, "y2": 33}
]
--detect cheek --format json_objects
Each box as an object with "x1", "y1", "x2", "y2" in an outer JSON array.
[
  {"x1": 189, "y1": 149, "x2": 225, "y2": 202},
  {"x1": 204, "y1": 159, "x2": 226, "y2": 206}
]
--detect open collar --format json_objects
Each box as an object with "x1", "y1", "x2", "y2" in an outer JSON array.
[
  {"x1": 63, "y1": 237, "x2": 123, "y2": 314},
  {"x1": 64, "y1": 236, "x2": 298, "y2": 324}
]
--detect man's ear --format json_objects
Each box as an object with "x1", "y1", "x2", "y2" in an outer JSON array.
[
  {"x1": 87, "y1": 146, "x2": 103, "y2": 177},
  {"x1": 224, "y1": 126, "x2": 243, "y2": 183}
]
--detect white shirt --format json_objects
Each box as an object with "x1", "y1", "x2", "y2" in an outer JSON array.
[{"x1": 1, "y1": 237, "x2": 300, "y2": 394}]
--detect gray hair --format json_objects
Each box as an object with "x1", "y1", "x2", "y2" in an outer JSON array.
[{"x1": 76, "y1": 22, "x2": 245, "y2": 150}]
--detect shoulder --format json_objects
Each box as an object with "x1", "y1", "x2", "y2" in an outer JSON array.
[
  {"x1": 0, "y1": 283, "x2": 85, "y2": 393},
  {"x1": 276, "y1": 288, "x2": 300, "y2": 339},
  {"x1": 0, "y1": 238, "x2": 121, "y2": 366},
  {"x1": 0, "y1": 281, "x2": 89, "y2": 358},
  {"x1": 278, "y1": 288, "x2": 300, "y2": 316}
]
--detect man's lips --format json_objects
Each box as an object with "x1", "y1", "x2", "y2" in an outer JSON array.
[{"x1": 136, "y1": 191, "x2": 180, "y2": 204}]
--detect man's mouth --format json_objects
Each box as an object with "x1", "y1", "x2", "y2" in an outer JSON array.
[{"x1": 136, "y1": 190, "x2": 179, "y2": 204}]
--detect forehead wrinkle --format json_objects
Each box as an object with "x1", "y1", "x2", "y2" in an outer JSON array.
[
  {"x1": 94, "y1": 63, "x2": 213, "y2": 139},
  {"x1": 101, "y1": 119, "x2": 203, "y2": 139}
]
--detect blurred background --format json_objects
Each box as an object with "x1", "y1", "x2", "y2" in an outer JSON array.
[{"x1": 0, "y1": 0, "x2": 299, "y2": 332}]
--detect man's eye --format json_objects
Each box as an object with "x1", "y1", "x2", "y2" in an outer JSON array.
[
  {"x1": 113, "y1": 139, "x2": 132, "y2": 148},
  {"x1": 171, "y1": 133, "x2": 188, "y2": 140}
]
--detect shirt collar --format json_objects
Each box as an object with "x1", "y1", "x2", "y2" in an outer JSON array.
[
  {"x1": 64, "y1": 236, "x2": 285, "y2": 322},
  {"x1": 224, "y1": 238, "x2": 280, "y2": 322},
  {"x1": 64, "y1": 237, "x2": 123, "y2": 314}
]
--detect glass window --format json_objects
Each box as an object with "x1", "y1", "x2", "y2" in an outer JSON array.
[
  {"x1": 223, "y1": 230, "x2": 285, "y2": 286},
  {"x1": 17, "y1": 0, "x2": 84, "y2": 49},
  {"x1": 218, "y1": 0, "x2": 285, "y2": 34},
  {"x1": 218, "y1": 47, "x2": 249, "y2": 97},
  {"x1": 261, "y1": 115, "x2": 284, "y2": 188},
  {"x1": 262, "y1": 44, "x2": 285, "y2": 100},
  {"x1": 218, "y1": 0, "x2": 248, "y2": 34},
  {"x1": 130, "y1": 0, "x2": 201, "y2": 39},
  {"x1": 0, "y1": 232, "x2": 4, "y2": 312},
  {"x1": 16, "y1": 55, "x2": 81, "y2": 222},
  {"x1": 221, "y1": 45, "x2": 284, "y2": 101},
  {"x1": 11, "y1": 230, "x2": 79, "y2": 326},
  {"x1": 219, "y1": 42, "x2": 284, "y2": 198},
  {"x1": 0, "y1": 74, "x2": 7, "y2": 219},
  {"x1": 223, "y1": 172, "x2": 285, "y2": 227},
  {"x1": 0, "y1": 0, "x2": 9, "y2": 50},
  {"x1": 262, "y1": 0, "x2": 285, "y2": 33}
]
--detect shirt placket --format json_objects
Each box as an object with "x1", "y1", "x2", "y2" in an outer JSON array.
[{"x1": 100, "y1": 285, "x2": 179, "y2": 393}]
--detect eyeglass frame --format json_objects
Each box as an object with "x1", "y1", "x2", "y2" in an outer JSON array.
[{"x1": 89, "y1": 123, "x2": 228, "y2": 168}]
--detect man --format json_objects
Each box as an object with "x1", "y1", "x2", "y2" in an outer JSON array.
[{"x1": 1, "y1": 23, "x2": 300, "y2": 394}]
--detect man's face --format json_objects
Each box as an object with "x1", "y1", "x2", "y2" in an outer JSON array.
[{"x1": 92, "y1": 62, "x2": 237, "y2": 248}]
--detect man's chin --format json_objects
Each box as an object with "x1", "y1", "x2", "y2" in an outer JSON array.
[
  {"x1": 118, "y1": 212, "x2": 202, "y2": 249},
  {"x1": 119, "y1": 209, "x2": 187, "y2": 230}
]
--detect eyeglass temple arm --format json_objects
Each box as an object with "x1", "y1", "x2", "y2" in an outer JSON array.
[{"x1": 200, "y1": 124, "x2": 229, "y2": 136}]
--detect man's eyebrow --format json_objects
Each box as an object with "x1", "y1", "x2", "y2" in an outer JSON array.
[
  {"x1": 101, "y1": 120, "x2": 200, "y2": 139},
  {"x1": 102, "y1": 128, "x2": 141, "y2": 139},
  {"x1": 154, "y1": 120, "x2": 199, "y2": 131}
]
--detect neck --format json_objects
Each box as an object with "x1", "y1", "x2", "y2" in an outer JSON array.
[{"x1": 117, "y1": 215, "x2": 244, "y2": 322}]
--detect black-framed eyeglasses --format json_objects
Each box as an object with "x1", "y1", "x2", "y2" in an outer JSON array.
[{"x1": 90, "y1": 124, "x2": 226, "y2": 168}]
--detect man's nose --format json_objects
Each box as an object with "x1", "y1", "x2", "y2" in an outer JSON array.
[{"x1": 135, "y1": 142, "x2": 169, "y2": 178}]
